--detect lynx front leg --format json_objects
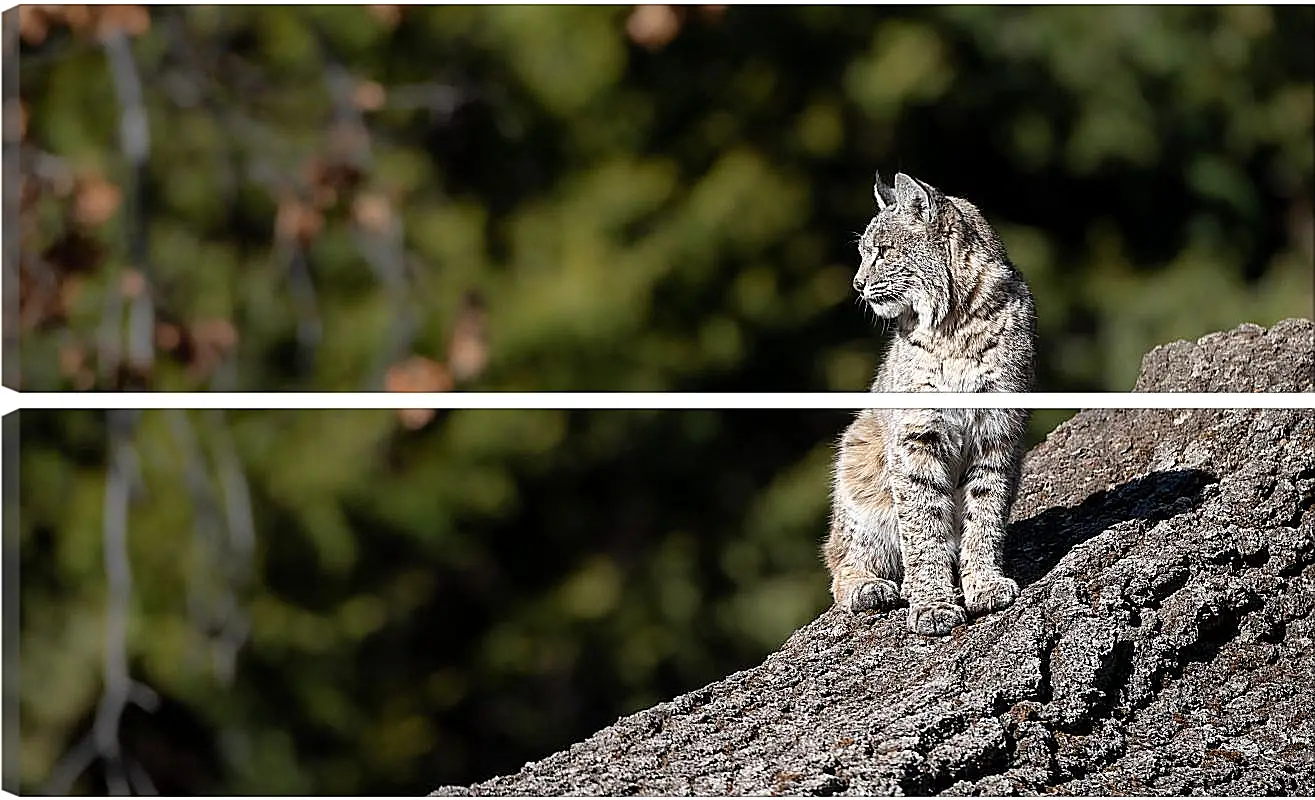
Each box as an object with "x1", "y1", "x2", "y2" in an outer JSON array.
[
  {"x1": 826, "y1": 417, "x2": 903, "y2": 614},
  {"x1": 959, "y1": 437, "x2": 1023, "y2": 616},
  {"x1": 889, "y1": 418, "x2": 965, "y2": 636},
  {"x1": 824, "y1": 508, "x2": 901, "y2": 613}
]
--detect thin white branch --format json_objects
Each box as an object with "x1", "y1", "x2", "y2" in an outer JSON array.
[
  {"x1": 206, "y1": 410, "x2": 256, "y2": 682},
  {"x1": 102, "y1": 32, "x2": 150, "y2": 165}
]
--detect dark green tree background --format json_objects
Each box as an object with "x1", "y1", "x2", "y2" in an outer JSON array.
[{"x1": 11, "y1": 5, "x2": 1313, "y2": 794}]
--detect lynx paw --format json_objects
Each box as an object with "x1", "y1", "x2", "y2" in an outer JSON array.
[
  {"x1": 848, "y1": 579, "x2": 900, "y2": 613},
  {"x1": 964, "y1": 575, "x2": 1020, "y2": 616},
  {"x1": 907, "y1": 600, "x2": 967, "y2": 636}
]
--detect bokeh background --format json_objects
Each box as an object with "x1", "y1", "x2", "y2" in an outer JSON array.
[
  {"x1": 9, "y1": 4, "x2": 1314, "y2": 795},
  {"x1": 11, "y1": 4, "x2": 1313, "y2": 395}
]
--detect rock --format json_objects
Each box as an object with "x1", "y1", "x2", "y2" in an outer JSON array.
[
  {"x1": 1133, "y1": 318, "x2": 1313, "y2": 392},
  {"x1": 432, "y1": 319, "x2": 1315, "y2": 796}
]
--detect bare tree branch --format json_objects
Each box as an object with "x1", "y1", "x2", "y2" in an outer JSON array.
[
  {"x1": 317, "y1": 41, "x2": 422, "y2": 389},
  {"x1": 45, "y1": 411, "x2": 157, "y2": 795},
  {"x1": 103, "y1": 30, "x2": 154, "y2": 382},
  {"x1": 205, "y1": 409, "x2": 256, "y2": 684},
  {"x1": 157, "y1": 11, "x2": 324, "y2": 379},
  {"x1": 103, "y1": 32, "x2": 149, "y2": 166},
  {"x1": 42, "y1": 737, "x2": 98, "y2": 795},
  {"x1": 90, "y1": 29, "x2": 155, "y2": 388},
  {"x1": 124, "y1": 755, "x2": 158, "y2": 796},
  {"x1": 167, "y1": 409, "x2": 255, "y2": 684},
  {"x1": 95, "y1": 409, "x2": 136, "y2": 795},
  {"x1": 167, "y1": 409, "x2": 229, "y2": 671}
]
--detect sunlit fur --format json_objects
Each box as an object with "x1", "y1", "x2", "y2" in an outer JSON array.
[{"x1": 824, "y1": 171, "x2": 1036, "y2": 636}]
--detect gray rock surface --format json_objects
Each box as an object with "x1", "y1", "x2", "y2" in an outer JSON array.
[
  {"x1": 1133, "y1": 317, "x2": 1313, "y2": 392},
  {"x1": 433, "y1": 319, "x2": 1315, "y2": 796}
]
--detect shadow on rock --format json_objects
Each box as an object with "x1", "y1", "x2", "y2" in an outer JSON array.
[{"x1": 1006, "y1": 468, "x2": 1216, "y2": 587}]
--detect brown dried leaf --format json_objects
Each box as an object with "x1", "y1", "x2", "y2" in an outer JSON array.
[
  {"x1": 19, "y1": 7, "x2": 51, "y2": 45},
  {"x1": 59, "y1": 343, "x2": 86, "y2": 377},
  {"x1": 385, "y1": 356, "x2": 453, "y2": 394},
  {"x1": 60, "y1": 6, "x2": 95, "y2": 37},
  {"x1": 120, "y1": 269, "x2": 146, "y2": 299},
  {"x1": 192, "y1": 318, "x2": 238, "y2": 352},
  {"x1": 447, "y1": 291, "x2": 489, "y2": 382},
  {"x1": 397, "y1": 408, "x2": 436, "y2": 430},
  {"x1": 386, "y1": 355, "x2": 453, "y2": 430},
  {"x1": 353, "y1": 193, "x2": 393, "y2": 235},
  {"x1": 73, "y1": 174, "x2": 122, "y2": 227},
  {"x1": 95, "y1": 5, "x2": 151, "y2": 39},
  {"x1": 155, "y1": 322, "x2": 182, "y2": 352},
  {"x1": 354, "y1": 80, "x2": 387, "y2": 112},
  {"x1": 368, "y1": 5, "x2": 403, "y2": 28},
  {"x1": 275, "y1": 196, "x2": 323, "y2": 246},
  {"x1": 306, "y1": 152, "x2": 364, "y2": 203},
  {"x1": 627, "y1": 5, "x2": 681, "y2": 52},
  {"x1": 185, "y1": 318, "x2": 239, "y2": 381}
]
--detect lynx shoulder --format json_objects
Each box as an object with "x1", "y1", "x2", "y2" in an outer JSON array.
[{"x1": 824, "y1": 171, "x2": 1036, "y2": 636}]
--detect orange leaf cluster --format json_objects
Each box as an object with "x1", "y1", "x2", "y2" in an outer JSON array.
[
  {"x1": 367, "y1": 5, "x2": 403, "y2": 29},
  {"x1": 58, "y1": 342, "x2": 95, "y2": 390},
  {"x1": 626, "y1": 5, "x2": 726, "y2": 52},
  {"x1": 354, "y1": 80, "x2": 388, "y2": 113},
  {"x1": 187, "y1": 318, "x2": 240, "y2": 380},
  {"x1": 19, "y1": 5, "x2": 151, "y2": 45},
  {"x1": 17, "y1": 164, "x2": 124, "y2": 334},
  {"x1": 276, "y1": 130, "x2": 375, "y2": 248},
  {"x1": 9, "y1": 100, "x2": 28, "y2": 144},
  {"x1": 384, "y1": 292, "x2": 490, "y2": 431},
  {"x1": 386, "y1": 356, "x2": 455, "y2": 431},
  {"x1": 626, "y1": 6, "x2": 681, "y2": 52},
  {"x1": 152, "y1": 318, "x2": 242, "y2": 384},
  {"x1": 275, "y1": 194, "x2": 324, "y2": 248},
  {"x1": 72, "y1": 173, "x2": 123, "y2": 228},
  {"x1": 447, "y1": 291, "x2": 489, "y2": 383},
  {"x1": 352, "y1": 193, "x2": 394, "y2": 235},
  {"x1": 17, "y1": 267, "x2": 83, "y2": 335}
]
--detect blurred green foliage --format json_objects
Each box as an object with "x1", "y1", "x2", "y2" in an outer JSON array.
[{"x1": 13, "y1": 4, "x2": 1314, "y2": 794}]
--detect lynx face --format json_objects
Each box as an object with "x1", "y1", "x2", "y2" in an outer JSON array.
[{"x1": 852, "y1": 172, "x2": 953, "y2": 328}]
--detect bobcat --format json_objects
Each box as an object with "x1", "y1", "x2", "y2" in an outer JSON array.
[{"x1": 824, "y1": 172, "x2": 1036, "y2": 636}]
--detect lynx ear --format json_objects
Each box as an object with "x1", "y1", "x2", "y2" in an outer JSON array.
[
  {"x1": 873, "y1": 170, "x2": 897, "y2": 210},
  {"x1": 893, "y1": 172, "x2": 939, "y2": 220}
]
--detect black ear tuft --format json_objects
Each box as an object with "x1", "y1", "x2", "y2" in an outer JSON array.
[
  {"x1": 873, "y1": 170, "x2": 897, "y2": 210},
  {"x1": 893, "y1": 172, "x2": 940, "y2": 220}
]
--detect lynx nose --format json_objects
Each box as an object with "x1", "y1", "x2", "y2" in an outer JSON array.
[{"x1": 852, "y1": 275, "x2": 866, "y2": 293}]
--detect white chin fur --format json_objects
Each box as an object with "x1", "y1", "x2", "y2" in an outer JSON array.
[{"x1": 866, "y1": 299, "x2": 905, "y2": 319}]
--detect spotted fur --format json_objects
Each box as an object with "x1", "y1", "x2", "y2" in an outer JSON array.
[{"x1": 824, "y1": 171, "x2": 1036, "y2": 636}]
